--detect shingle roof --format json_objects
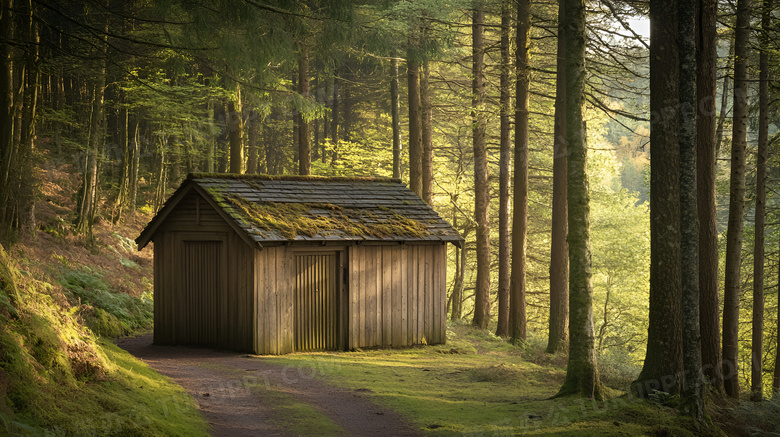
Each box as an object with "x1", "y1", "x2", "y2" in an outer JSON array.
[{"x1": 138, "y1": 174, "x2": 463, "y2": 248}]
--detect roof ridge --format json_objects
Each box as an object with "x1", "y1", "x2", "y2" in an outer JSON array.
[{"x1": 188, "y1": 173, "x2": 403, "y2": 184}]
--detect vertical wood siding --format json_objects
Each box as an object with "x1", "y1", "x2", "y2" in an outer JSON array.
[
  {"x1": 347, "y1": 244, "x2": 446, "y2": 349},
  {"x1": 152, "y1": 192, "x2": 254, "y2": 352},
  {"x1": 254, "y1": 246, "x2": 295, "y2": 355},
  {"x1": 294, "y1": 253, "x2": 338, "y2": 351},
  {"x1": 181, "y1": 240, "x2": 221, "y2": 346}
]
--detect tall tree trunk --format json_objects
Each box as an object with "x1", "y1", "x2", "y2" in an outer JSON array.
[
  {"x1": 206, "y1": 100, "x2": 215, "y2": 173},
  {"x1": 547, "y1": 0, "x2": 569, "y2": 354},
  {"x1": 471, "y1": 3, "x2": 490, "y2": 330},
  {"x1": 634, "y1": 0, "x2": 683, "y2": 397},
  {"x1": 696, "y1": 0, "x2": 722, "y2": 394},
  {"x1": 407, "y1": 58, "x2": 423, "y2": 198},
  {"x1": 264, "y1": 119, "x2": 274, "y2": 175},
  {"x1": 298, "y1": 45, "x2": 311, "y2": 175},
  {"x1": 451, "y1": 213, "x2": 465, "y2": 321},
  {"x1": 113, "y1": 103, "x2": 130, "y2": 222},
  {"x1": 495, "y1": 0, "x2": 511, "y2": 338},
  {"x1": 75, "y1": 13, "x2": 108, "y2": 240},
  {"x1": 511, "y1": 0, "x2": 529, "y2": 342},
  {"x1": 751, "y1": 0, "x2": 771, "y2": 403},
  {"x1": 330, "y1": 76, "x2": 339, "y2": 164},
  {"x1": 0, "y1": 0, "x2": 13, "y2": 240},
  {"x1": 247, "y1": 110, "x2": 259, "y2": 174},
  {"x1": 391, "y1": 58, "x2": 401, "y2": 179},
  {"x1": 556, "y1": 0, "x2": 603, "y2": 400},
  {"x1": 312, "y1": 76, "x2": 319, "y2": 163},
  {"x1": 714, "y1": 56, "x2": 731, "y2": 156},
  {"x1": 723, "y1": 0, "x2": 751, "y2": 400},
  {"x1": 228, "y1": 86, "x2": 244, "y2": 174},
  {"x1": 129, "y1": 119, "x2": 139, "y2": 213},
  {"x1": 679, "y1": 0, "x2": 703, "y2": 420},
  {"x1": 16, "y1": 0, "x2": 37, "y2": 231},
  {"x1": 421, "y1": 60, "x2": 433, "y2": 204}
]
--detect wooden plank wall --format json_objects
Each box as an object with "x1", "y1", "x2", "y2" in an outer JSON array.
[
  {"x1": 347, "y1": 244, "x2": 446, "y2": 349},
  {"x1": 294, "y1": 253, "x2": 338, "y2": 351},
  {"x1": 152, "y1": 192, "x2": 255, "y2": 352},
  {"x1": 254, "y1": 246, "x2": 294, "y2": 355}
]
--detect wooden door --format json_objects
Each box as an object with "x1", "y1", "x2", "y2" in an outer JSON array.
[
  {"x1": 294, "y1": 252, "x2": 338, "y2": 351},
  {"x1": 181, "y1": 240, "x2": 223, "y2": 346}
]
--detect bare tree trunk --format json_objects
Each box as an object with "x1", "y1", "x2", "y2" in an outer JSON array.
[
  {"x1": 407, "y1": 58, "x2": 423, "y2": 198},
  {"x1": 391, "y1": 58, "x2": 401, "y2": 179},
  {"x1": 228, "y1": 86, "x2": 244, "y2": 174},
  {"x1": 715, "y1": 43, "x2": 732, "y2": 156},
  {"x1": 495, "y1": 0, "x2": 511, "y2": 338},
  {"x1": 75, "y1": 13, "x2": 108, "y2": 240},
  {"x1": 129, "y1": 119, "x2": 139, "y2": 213},
  {"x1": 751, "y1": 0, "x2": 771, "y2": 403},
  {"x1": 634, "y1": 0, "x2": 683, "y2": 397},
  {"x1": 16, "y1": 0, "x2": 37, "y2": 231},
  {"x1": 247, "y1": 110, "x2": 259, "y2": 174},
  {"x1": 298, "y1": 45, "x2": 311, "y2": 175},
  {"x1": 679, "y1": 0, "x2": 703, "y2": 420},
  {"x1": 511, "y1": 0, "x2": 529, "y2": 342},
  {"x1": 547, "y1": 0, "x2": 569, "y2": 354},
  {"x1": 556, "y1": 0, "x2": 603, "y2": 400},
  {"x1": 206, "y1": 100, "x2": 215, "y2": 173},
  {"x1": 330, "y1": 75, "x2": 339, "y2": 164},
  {"x1": 723, "y1": 0, "x2": 751, "y2": 400},
  {"x1": 696, "y1": 0, "x2": 722, "y2": 394},
  {"x1": 471, "y1": 3, "x2": 491, "y2": 330},
  {"x1": 0, "y1": 0, "x2": 13, "y2": 240},
  {"x1": 112, "y1": 103, "x2": 129, "y2": 222},
  {"x1": 421, "y1": 60, "x2": 433, "y2": 204},
  {"x1": 451, "y1": 213, "x2": 465, "y2": 321}
]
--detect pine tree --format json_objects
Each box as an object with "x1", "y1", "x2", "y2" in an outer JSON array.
[{"x1": 555, "y1": 0, "x2": 603, "y2": 399}]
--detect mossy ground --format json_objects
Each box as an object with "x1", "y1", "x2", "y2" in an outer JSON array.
[
  {"x1": 0, "y1": 244, "x2": 209, "y2": 436},
  {"x1": 263, "y1": 322, "x2": 730, "y2": 436},
  {"x1": 1, "y1": 164, "x2": 208, "y2": 437}
]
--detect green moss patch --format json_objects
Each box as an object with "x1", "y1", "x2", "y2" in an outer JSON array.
[
  {"x1": 0, "y1": 245, "x2": 208, "y2": 436},
  {"x1": 224, "y1": 194, "x2": 429, "y2": 240},
  {"x1": 261, "y1": 322, "x2": 719, "y2": 436}
]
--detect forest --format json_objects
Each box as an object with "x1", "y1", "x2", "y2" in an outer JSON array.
[{"x1": 0, "y1": 0, "x2": 779, "y2": 434}]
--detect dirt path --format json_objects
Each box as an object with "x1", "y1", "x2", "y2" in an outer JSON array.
[{"x1": 117, "y1": 335, "x2": 421, "y2": 437}]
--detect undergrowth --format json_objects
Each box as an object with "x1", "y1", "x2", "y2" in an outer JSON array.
[
  {"x1": 0, "y1": 244, "x2": 207, "y2": 436},
  {"x1": 57, "y1": 266, "x2": 153, "y2": 337}
]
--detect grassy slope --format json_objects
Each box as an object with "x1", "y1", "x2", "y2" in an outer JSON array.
[{"x1": 0, "y1": 165, "x2": 208, "y2": 435}]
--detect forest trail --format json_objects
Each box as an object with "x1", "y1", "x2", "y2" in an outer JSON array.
[{"x1": 117, "y1": 335, "x2": 421, "y2": 437}]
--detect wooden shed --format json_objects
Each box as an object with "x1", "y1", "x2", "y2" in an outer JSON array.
[{"x1": 136, "y1": 174, "x2": 463, "y2": 354}]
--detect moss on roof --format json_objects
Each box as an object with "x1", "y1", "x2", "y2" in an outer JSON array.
[{"x1": 223, "y1": 194, "x2": 428, "y2": 240}]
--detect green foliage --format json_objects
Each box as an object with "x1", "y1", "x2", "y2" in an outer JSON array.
[
  {"x1": 58, "y1": 267, "x2": 153, "y2": 337},
  {"x1": 0, "y1": 245, "x2": 207, "y2": 436},
  {"x1": 591, "y1": 186, "x2": 650, "y2": 359}
]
